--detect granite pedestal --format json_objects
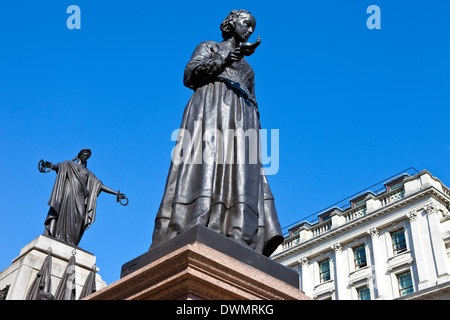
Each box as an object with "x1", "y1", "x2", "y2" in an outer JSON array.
[{"x1": 85, "y1": 225, "x2": 310, "y2": 300}]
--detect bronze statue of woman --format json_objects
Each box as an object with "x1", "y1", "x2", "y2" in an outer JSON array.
[
  {"x1": 39, "y1": 149, "x2": 127, "y2": 247},
  {"x1": 151, "y1": 10, "x2": 284, "y2": 257}
]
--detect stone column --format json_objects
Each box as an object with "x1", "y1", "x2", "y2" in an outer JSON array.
[
  {"x1": 367, "y1": 227, "x2": 388, "y2": 299},
  {"x1": 331, "y1": 243, "x2": 347, "y2": 300},
  {"x1": 425, "y1": 202, "x2": 450, "y2": 283},
  {"x1": 406, "y1": 209, "x2": 430, "y2": 290},
  {"x1": 299, "y1": 257, "x2": 312, "y2": 297}
]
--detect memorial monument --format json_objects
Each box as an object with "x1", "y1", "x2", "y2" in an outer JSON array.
[
  {"x1": 1, "y1": 10, "x2": 309, "y2": 300},
  {"x1": 87, "y1": 10, "x2": 309, "y2": 300},
  {"x1": 151, "y1": 9, "x2": 283, "y2": 257},
  {"x1": 0, "y1": 149, "x2": 128, "y2": 299}
]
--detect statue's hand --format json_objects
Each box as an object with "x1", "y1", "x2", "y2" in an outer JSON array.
[
  {"x1": 223, "y1": 48, "x2": 243, "y2": 67},
  {"x1": 38, "y1": 160, "x2": 52, "y2": 173},
  {"x1": 116, "y1": 191, "x2": 129, "y2": 206}
]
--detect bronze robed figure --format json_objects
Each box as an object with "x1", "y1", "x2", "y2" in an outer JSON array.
[
  {"x1": 39, "y1": 149, "x2": 127, "y2": 247},
  {"x1": 151, "y1": 10, "x2": 283, "y2": 257}
]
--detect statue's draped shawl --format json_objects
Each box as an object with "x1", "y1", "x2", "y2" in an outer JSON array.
[
  {"x1": 45, "y1": 161, "x2": 102, "y2": 246},
  {"x1": 151, "y1": 41, "x2": 283, "y2": 257}
]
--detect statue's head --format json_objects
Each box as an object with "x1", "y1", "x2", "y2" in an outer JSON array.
[
  {"x1": 220, "y1": 10, "x2": 256, "y2": 42},
  {"x1": 74, "y1": 149, "x2": 91, "y2": 167}
]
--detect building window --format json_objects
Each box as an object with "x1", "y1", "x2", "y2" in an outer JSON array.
[
  {"x1": 389, "y1": 181, "x2": 404, "y2": 191},
  {"x1": 319, "y1": 213, "x2": 331, "y2": 223},
  {"x1": 397, "y1": 271, "x2": 414, "y2": 296},
  {"x1": 357, "y1": 286, "x2": 371, "y2": 300},
  {"x1": 391, "y1": 228, "x2": 407, "y2": 255},
  {"x1": 354, "y1": 198, "x2": 366, "y2": 208},
  {"x1": 290, "y1": 228, "x2": 300, "y2": 237},
  {"x1": 353, "y1": 244, "x2": 367, "y2": 269},
  {"x1": 319, "y1": 259, "x2": 331, "y2": 283}
]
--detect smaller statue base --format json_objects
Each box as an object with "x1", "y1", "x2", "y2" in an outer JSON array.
[
  {"x1": 0, "y1": 235, "x2": 107, "y2": 300},
  {"x1": 85, "y1": 225, "x2": 310, "y2": 300}
]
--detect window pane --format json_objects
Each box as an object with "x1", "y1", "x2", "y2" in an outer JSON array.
[
  {"x1": 391, "y1": 228, "x2": 407, "y2": 254},
  {"x1": 353, "y1": 245, "x2": 367, "y2": 269},
  {"x1": 390, "y1": 182, "x2": 403, "y2": 191},
  {"x1": 397, "y1": 271, "x2": 414, "y2": 296},
  {"x1": 357, "y1": 287, "x2": 371, "y2": 300},
  {"x1": 319, "y1": 259, "x2": 331, "y2": 283}
]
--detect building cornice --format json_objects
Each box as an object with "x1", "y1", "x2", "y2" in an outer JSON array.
[{"x1": 273, "y1": 185, "x2": 450, "y2": 261}]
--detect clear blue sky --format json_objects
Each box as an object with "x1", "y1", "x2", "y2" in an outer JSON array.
[{"x1": 1, "y1": 0, "x2": 449, "y2": 286}]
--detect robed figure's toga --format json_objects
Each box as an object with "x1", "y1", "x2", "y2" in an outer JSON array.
[
  {"x1": 151, "y1": 39, "x2": 284, "y2": 257},
  {"x1": 44, "y1": 160, "x2": 102, "y2": 246}
]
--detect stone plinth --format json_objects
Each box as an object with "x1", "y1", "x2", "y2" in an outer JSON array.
[
  {"x1": 0, "y1": 235, "x2": 107, "y2": 300},
  {"x1": 85, "y1": 225, "x2": 310, "y2": 300}
]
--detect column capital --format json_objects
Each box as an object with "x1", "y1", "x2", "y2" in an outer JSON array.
[
  {"x1": 425, "y1": 202, "x2": 438, "y2": 215},
  {"x1": 299, "y1": 256, "x2": 309, "y2": 267},
  {"x1": 367, "y1": 227, "x2": 379, "y2": 238},
  {"x1": 407, "y1": 210, "x2": 418, "y2": 222},
  {"x1": 331, "y1": 242, "x2": 342, "y2": 253}
]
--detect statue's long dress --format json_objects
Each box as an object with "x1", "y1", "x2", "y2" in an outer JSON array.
[
  {"x1": 151, "y1": 41, "x2": 283, "y2": 257},
  {"x1": 44, "y1": 161, "x2": 102, "y2": 246}
]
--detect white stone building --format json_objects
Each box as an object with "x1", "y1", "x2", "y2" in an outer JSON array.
[{"x1": 271, "y1": 169, "x2": 450, "y2": 300}]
